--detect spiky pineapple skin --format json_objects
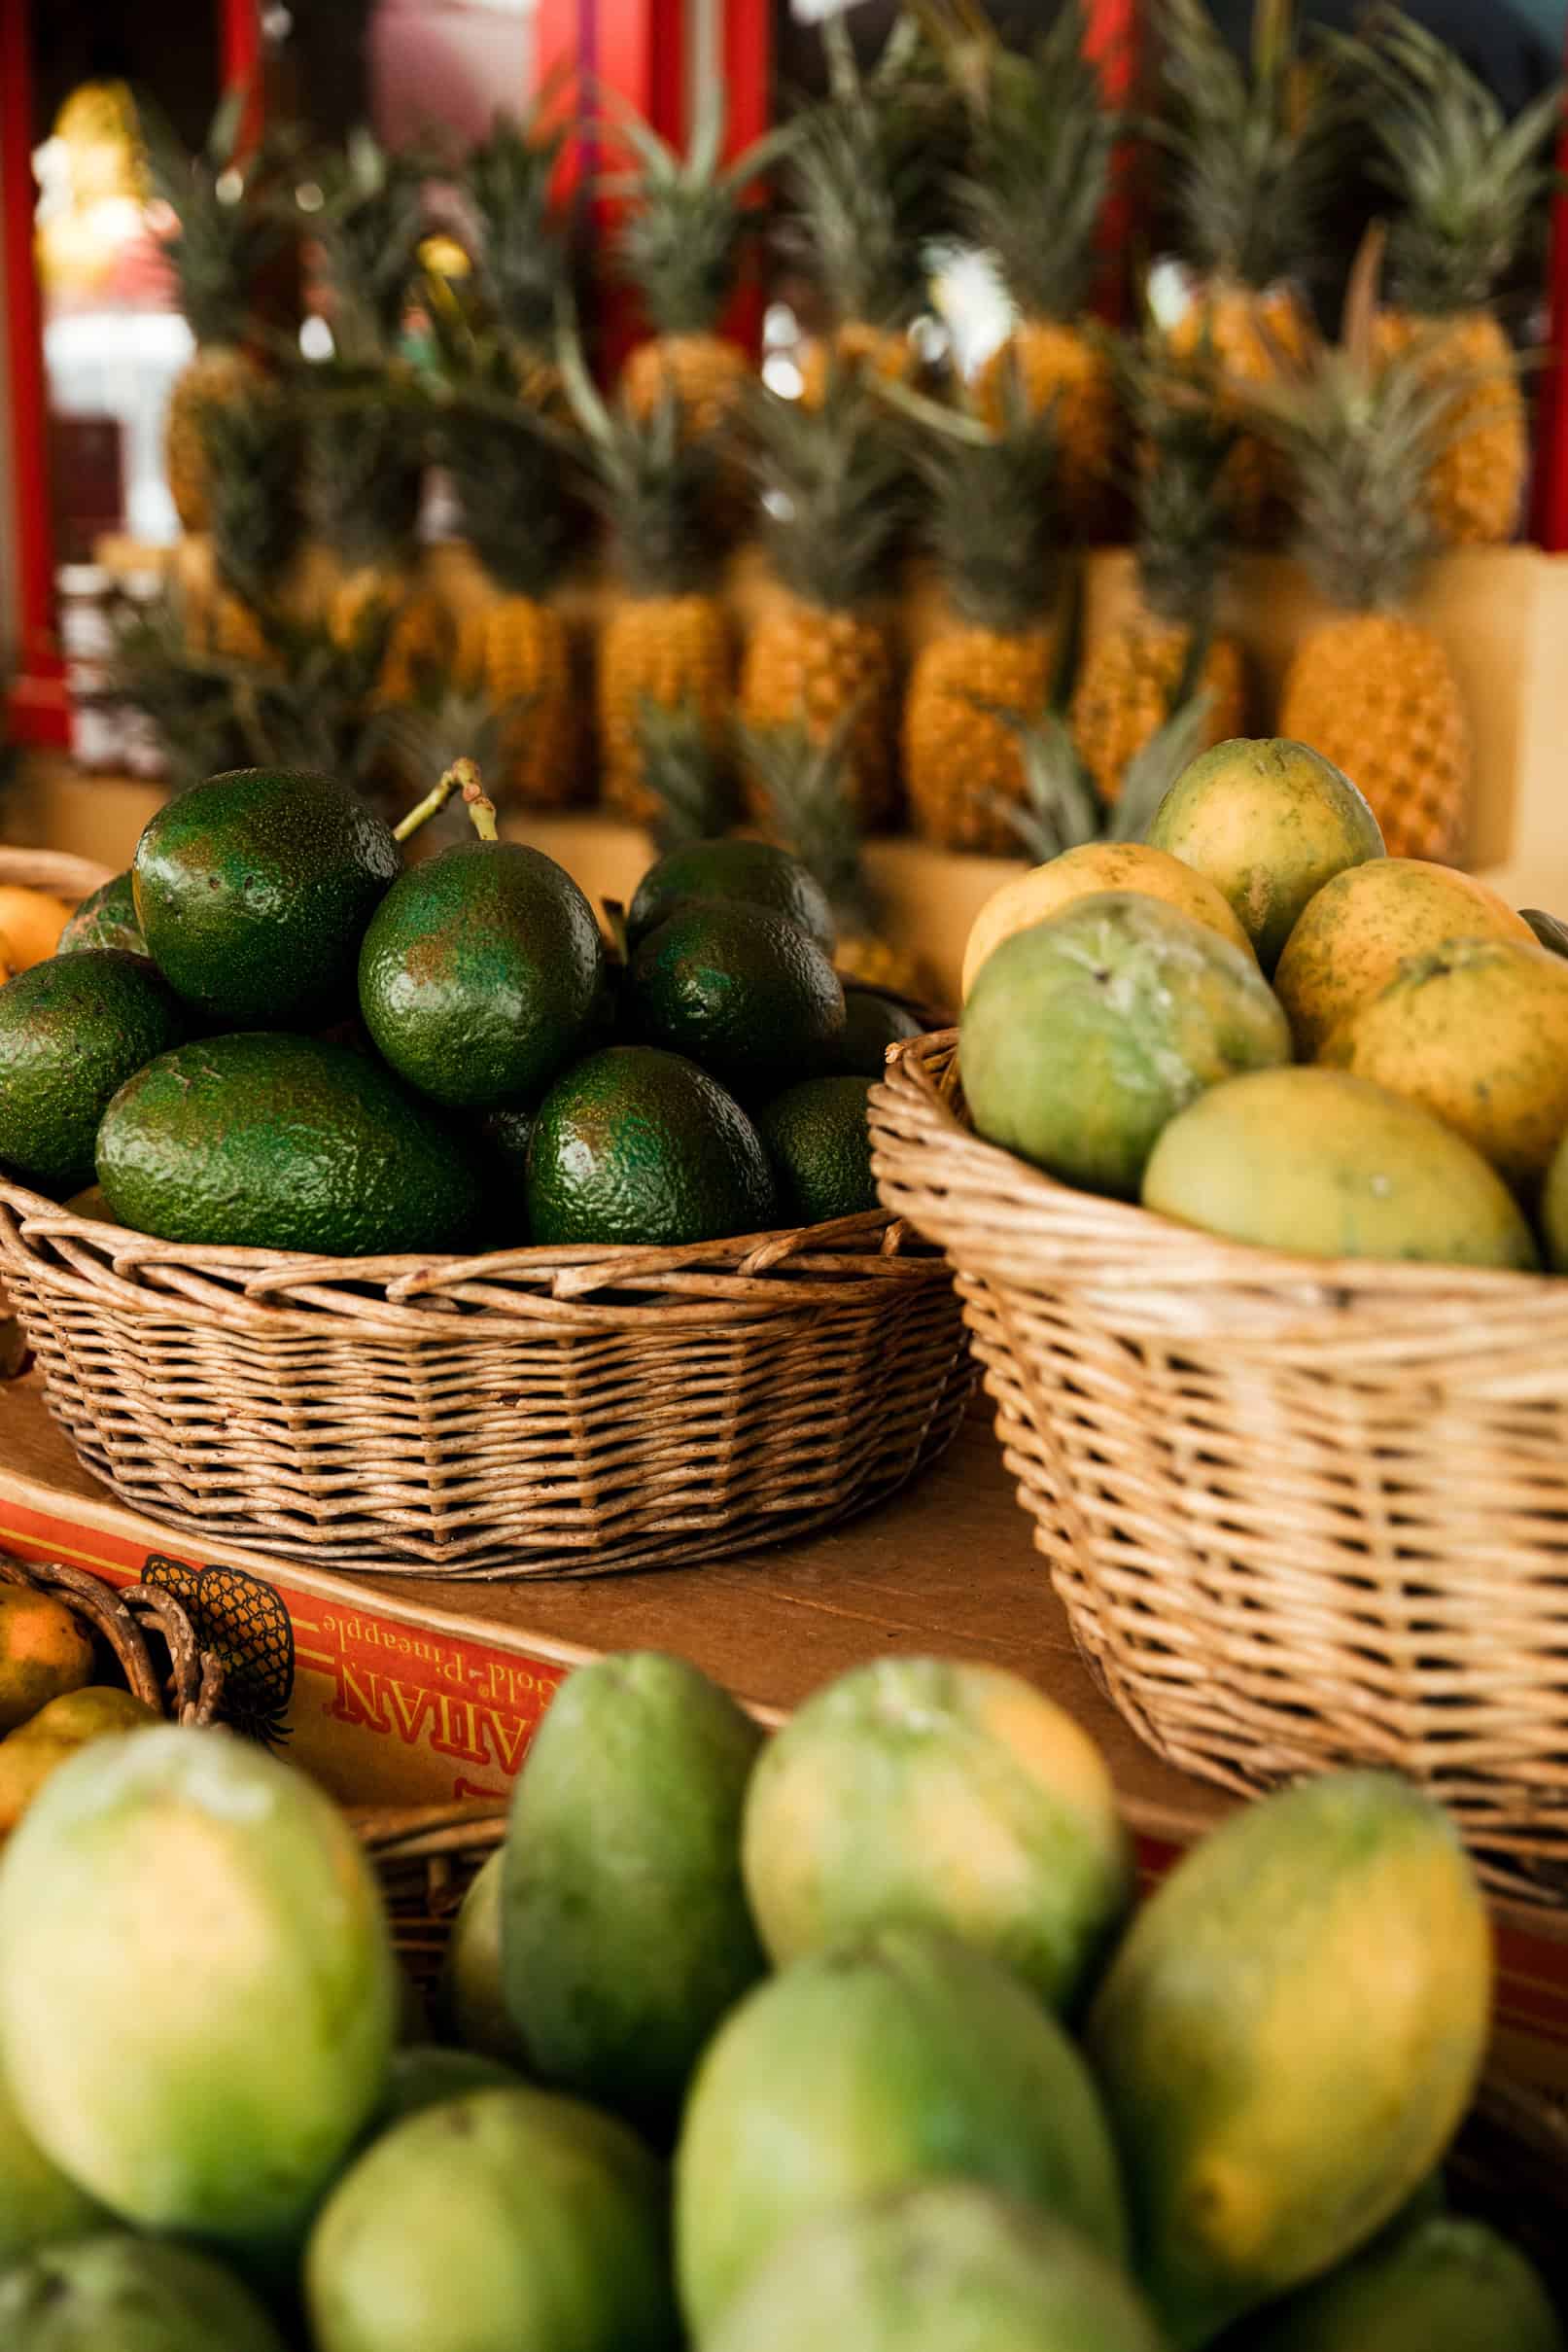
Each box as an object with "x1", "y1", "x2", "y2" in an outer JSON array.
[
  {"x1": 834, "y1": 931, "x2": 930, "y2": 1001},
  {"x1": 977, "y1": 321, "x2": 1112, "y2": 538},
  {"x1": 598, "y1": 595, "x2": 731, "y2": 824},
  {"x1": 740, "y1": 601, "x2": 896, "y2": 826},
  {"x1": 904, "y1": 623, "x2": 1053, "y2": 854},
  {"x1": 1372, "y1": 309, "x2": 1524, "y2": 547},
  {"x1": 1071, "y1": 620, "x2": 1246, "y2": 805},
  {"x1": 457, "y1": 599, "x2": 580, "y2": 808},
  {"x1": 326, "y1": 573, "x2": 450, "y2": 706},
  {"x1": 797, "y1": 323, "x2": 916, "y2": 413},
  {"x1": 1280, "y1": 613, "x2": 1469, "y2": 862},
  {"x1": 622, "y1": 334, "x2": 751, "y2": 442},
  {"x1": 165, "y1": 346, "x2": 266, "y2": 534},
  {"x1": 1168, "y1": 281, "x2": 1315, "y2": 542}
]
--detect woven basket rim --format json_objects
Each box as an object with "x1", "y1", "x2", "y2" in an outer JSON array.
[
  {"x1": 874, "y1": 1029, "x2": 1565, "y2": 1303},
  {"x1": 0, "y1": 847, "x2": 117, "y2": 900}
]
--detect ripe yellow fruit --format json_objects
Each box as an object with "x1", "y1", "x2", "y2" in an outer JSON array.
[
  {"x1": 1070, "y1": 624, "x2": 1246, "y2": 808},
  {"x1": 1373, "y1": 308, "x2": 1525, "y2": 547},
  {"x1": 961, "y1": 842, "x2": 1253, "y2": 1001},
  {"x1": 0, "y1": 890, "x2": 71, "y2": 974},
  {"x1": 1273, "y1": 857, "x2": 1534, "y2": 1058},
  {"x1": 740, "y1": 601, "x2": 895, "y2": 827},
  {"x1": 621, "y1": 334, "x2": 751, "y2": 443},
  {"x1": 1167, "y1": 281, "x2": 1316, "y2": 541},
  {"x1": 598, "y1": 595, "x2": 731, "y2": 826},
  {"x1": 1322, "y1": 938, "x2": 1568, "y2": 1193},
  {"x1": 905, "y1": 625, "x2": 1054, "y2": 855},
  {"x1": 1278, "y1": 613, "x2": 1471, "y2": 864},
  {"x1": 977, "y1": 320, "x2": 1114, "y2": 537}
]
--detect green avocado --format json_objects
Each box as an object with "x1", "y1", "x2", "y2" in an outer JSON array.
[
  {"x1": 526, "y1": 1046, "x2": 778, "y2": 1247},
  {"x1": 56, "y1": 873, "x2": 147, "y2": 959},
  {"x1": 757, "y1": 1075, "x2": 879, "y2": 1224},
  {"x1": 627, "y1": 840, "x2": 835, "y2": 953},
  {"x1": 133, "y1": 767, "x2": 401, "y2": 1027},
  {"x1": 358, "y1": 841, "x2": 607, "y2": 1110},
  {"x1": 838, "y1": 986, "x2": 923, "y2": 1075},
  {"x1": 96, "y1": 1033, "x2": 486, "y2": 1257},
  {"x1": 627, "y1": 901, "x2": 846, "y2": 1098},
  {"x1": 0, "y1": 953, "x2": 191, "y2": 1193}
]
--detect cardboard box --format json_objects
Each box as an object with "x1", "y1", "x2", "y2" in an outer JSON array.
[{"x1": 2, "y1": 1369, "x2": 1565, "y2": 2093}]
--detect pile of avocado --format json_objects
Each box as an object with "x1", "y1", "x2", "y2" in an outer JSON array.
[{"x1": 0, "y1": 769, "x2": 923, "y2": 1259}]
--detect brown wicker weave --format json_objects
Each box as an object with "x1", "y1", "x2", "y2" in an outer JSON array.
[
  {"x1": 355, "y1": 1800, "x2": 506, "y2": 1998},
  {"x1": 0, "y1": 1178, "x2": 971, "y2": 1577},
  {"x1": 0, "y1": 847, "x2": 117, "y2": 905},
  {"x1": 0, "y1": 1555, "x2": 223, "y2": 1725},
  {"x1": 869, "y1": 1032, "x2": 1568, "y2": 1891}
]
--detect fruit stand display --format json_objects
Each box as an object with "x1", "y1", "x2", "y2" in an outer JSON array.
[{"x1": 3, "y1": 3, "x2": 1568, "y2": 2344}]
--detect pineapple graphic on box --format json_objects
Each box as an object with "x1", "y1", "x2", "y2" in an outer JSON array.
[
  {"x1": 610, "y1": 86, "x2": 793, "y2": 447},
  {"x1": 1154, "y1": 0, "x2": 1340, "y2": 540},
  {"x1": 141, "y1": 89, "x2": 287, "y2": 536},
  {"x1": 1332, "y1": 7, "x2": 1562, "y2": 547},
  {"x1": 1252, "y1": 233, "x2": 1473, "y2": 863},
  {"x1": 559, "y1": 332, "x2": 732, "y2": 825},
  {"x1": 738, "y1": 374, "x2": 908, "y2": 828},
  {"x1": 899, "y1": 377, "x2": 1062, "y2": 855},
  {"x1": 958, "y1": 1, "x2": 1122, "y2": 537},
  {"x1": 1071, "y1": 331, "x2": 1246, "y2": 803}
]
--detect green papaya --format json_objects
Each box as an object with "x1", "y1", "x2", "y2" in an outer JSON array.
[
  {"x1": 1236, "y1": 2214, "x2": 1562, "y2": 2352},
  {"x1": 676, "y1": 1923, "x2": 1129, "y2": 2338},
  {"x1": 502, "y1": 1652, "x2": 766, "y2": 2134},
  {"x1": 0, "y1": 2231, "x2": 287, "y2": 2351},
  {"x1": 435, "y1": 1849, "x2": 525, "y2": 2066},
  {"x1": 0, "y1": 2064, "x2": 106, "y2": 2268},
  {"x1": 1086, "y1": 1772, "x2": 1491, "y2": 2349}
]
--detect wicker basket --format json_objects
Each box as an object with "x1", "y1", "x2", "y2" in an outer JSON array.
[
  {"x1": 0, "y1": 1179, "x2": 971, "y2": 1577},
  {"x1": 869, "y1": 1032, "x2": 1568, "y2": 1894},
  {"x1": 0, "y1": 847, "x2": 117, "y2": 906},
  {"x1": 0, "y1": 1555, "x2": 223, "y2": 1725}
]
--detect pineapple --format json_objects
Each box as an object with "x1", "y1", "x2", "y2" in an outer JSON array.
[
  {"x1": 993, "y1": 694, "x2": 1228, "y2": 860},
  {"x1": 610, "y1": 87, "x2": 792, "y2": 441},
  {"x1": 740, "y1": 708, "x2": 931, "y2": 1002},
  {"x1": 900, "y1": 380, "x2": 1062, "y2": 853},
  {"x1": 631, "y1": 701, "x2": 737, "y2": 851},
  {"x1": 958, "y1": 2, "x2": 1121, "y2": 535},
  {"x1": 1070, "y1": 336, "x2": 1246, "y2": 800},
  {"x1": 1252, "y1": 238, "x2": 1473, "y2": 862},
  {"x1": 141, "y1": 90, "x2": 285, "y2": 534},
  {"x1": 448, "y1": 400, "x2": 583, "y2": 808},
  {"x1": 1332, "y1": 7, "x2": 1561, "y2": 545},
  {"x1": 1155, "y1": 0, "x2": 1340, "y2": 539},
  {"x1": 561, "y1": 337, "x2": 732, "y2": 823},
  {"x1": 464, "y1": 101, "x2": 572, "y2": 405},
  {"x1": 786, "y1": 14, "x2": 953, "y2": 408},
  {"x1": 738, "y1": 374, "x2": 908, "y2": 827}
]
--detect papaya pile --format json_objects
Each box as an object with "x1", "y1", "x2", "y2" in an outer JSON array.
[
  {"x1": 0, "y1": 1649, "x2": 1557, "y2": 2352},
  {"x1": 0, "y1": 762, "x2": 918, "y2": 1257},
  {"x1": 961, "y1": 737, "x2": 1568, "y2": 1274}
]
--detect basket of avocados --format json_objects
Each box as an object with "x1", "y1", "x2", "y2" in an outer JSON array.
[
  {"x1": 867, "y1": 737, "x2": 1568, "y2": 1901},
  {"x1": 0, "y1": 764, "x2": 969, "y2": 1576}
]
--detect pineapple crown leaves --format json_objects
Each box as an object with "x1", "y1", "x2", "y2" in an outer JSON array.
[
  {"x1": 443, "y1": 392, "x2": 583, "y2": 597},
  {"x1": 602, "y1": 84, "x2": 799, "y2": 337},
  {"x1": 373, "y1": 680, "x2": 533, "y2": 819},
  {"x1": 306, "y1": 127, "x2": 433, "y2": 364},
  {"x1": 980, "y1": 686, "x2": 1216, "y2": 859},
  {"x1": 464, "y1": 93, "x2": 573, "y2": 352},
  {"x1": 196, "y1": 379, "x2": 303, "y2": 604},
  {"x1": 101, "y1": 583, "x2": 259, "y2": 790},
  {"x1": 744, "y1": 373, "x2": 911, "y2": 612},
  {"x1": 633, "y1": 697, "x2": 737, "y2": 850},
  {"x1": 781, "y1": 13, "x2": 958, "y2": 331},
  {"x1": 886, "y1": 371, "x2": 1063, "y2": 632},
  {"x1": 954, "y1": 2, "x2": 1122, "y2": 323},
  {"x1": 136, "y1": 87, "x2": 294, "y2": 346},
  {"x1": 556, "y1": 314, "x2": 722, "y2": 594},
  {"x1": 1325, "y1": 8, "x2": 1565, "y2": 317},
  {"x1": 1105, "y1": 322, "x2": 1239, "y2": 619},
  {"x1": 1151, "y1": 0, "x2": 1346, "y2": 293},
  {"x1": 298, "y1": 373, "x2": 431, "y2": 571},
  {"x1": 737, "y1": 700, "x2": 875, "y2": 930}
]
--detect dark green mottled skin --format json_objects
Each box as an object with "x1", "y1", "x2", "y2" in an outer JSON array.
[
  {"x1": 57, "y1": 872, "x2": 147, "y2": 958},
  {"x1": 0, "y1": 952, "x2": 191, "y2": 1192},
  {"x1": 96, "y1": 1034, "x2": 486, "y2": 1256},
  {"x1": 627, "y1": 842, "x2": 835, "y2": 953},
  {"x1": 359, "y1": 842, "x2": 607, "y2": 1111},
  {"x1": 628, "y1": 902, "x2": 846, "y2": 1100},
  {"x1": 526, "y1": 1046, "x2": 778, "y2": 1246},
  {"x1": 133, "y1": 768, "x2": 401, "y2": 1027},
  {"x1": 838, "y1": 988, "x2": 923, "y2": 1076},
  {"x1": 757, "y1": 1076, "x2": 878, "y2": 1224}
]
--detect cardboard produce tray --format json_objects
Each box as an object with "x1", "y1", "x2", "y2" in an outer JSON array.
[{"x1": 1, "y1": 1370, "x2": 1565, "y2": 2094}]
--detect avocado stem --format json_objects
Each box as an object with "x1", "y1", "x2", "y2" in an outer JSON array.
[
  {"x1": 392, "y1": 756, "x2": 486, "y2": 845},
  {"x1": 462, "y1": 771, "x2": 500, "y2": 843}
]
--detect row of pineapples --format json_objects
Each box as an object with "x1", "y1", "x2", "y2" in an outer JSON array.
[{"x1": 147, "y1": 0, "x2": 1561, "y2": 873}]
